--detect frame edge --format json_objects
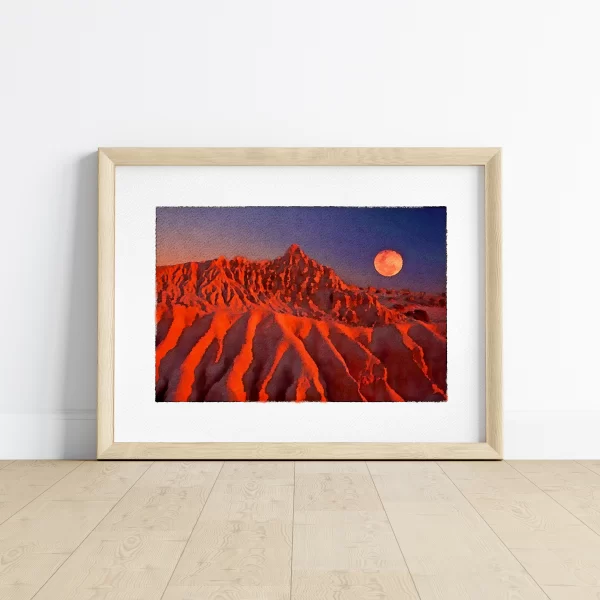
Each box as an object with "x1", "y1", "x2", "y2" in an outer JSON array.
[
  {"x1": 98, "y1": 442, "x2": 501, "y2": 460},
  {"x1": 97, "y1": 150, "x2": 116, "y2": 458},
  {"x1": 99, "y1": 147, "x2": 501, "y2": 166},
  {"x1": 485, "y1": 149, "x2": 503, "y2": 458}
]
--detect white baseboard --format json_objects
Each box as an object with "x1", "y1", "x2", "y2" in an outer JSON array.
[
  {"x1": 0, "y1": 411, "x2": 97, "y2": 459},
  {"x1": 0, "y1": 410, "x2": 598, "y2": 459},
  {"x1": 503, "y1": 410, "x2": 600, "y2": 459}
]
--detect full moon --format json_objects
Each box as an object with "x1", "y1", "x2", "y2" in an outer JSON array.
[{"x1": 374, "y1": 249, "x2": 403, "y2": 277}]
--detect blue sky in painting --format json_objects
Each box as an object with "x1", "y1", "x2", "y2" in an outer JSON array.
[{"x1": 156, "y1": 206, "x2": 446, "y2": 292}]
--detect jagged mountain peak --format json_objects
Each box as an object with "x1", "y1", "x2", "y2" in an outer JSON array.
[
  {"x1": 284, "y1": 243, "x2": 307, "y2": 257},
  {"x1": 157, "y1": 249, "x2": 445, "y2": 329},
  {"x1": 156, "y1": 248, "x2": 396, "y2": 325}
]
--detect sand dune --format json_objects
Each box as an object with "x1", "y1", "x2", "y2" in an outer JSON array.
[{"x1": 156, "y1": 245, "x2": 446, "y2": 402}]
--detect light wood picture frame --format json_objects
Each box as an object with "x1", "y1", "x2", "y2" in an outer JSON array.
[{"x1": 98, "y1": 148, "x2": 502, "y2": 460}]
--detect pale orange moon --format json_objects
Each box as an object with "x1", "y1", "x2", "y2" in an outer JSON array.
[{"x1": 374, "y1": 249, "x2": 403, "y2": 277}]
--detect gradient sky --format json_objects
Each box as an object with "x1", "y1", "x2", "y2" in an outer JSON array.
[{"x1": 156, "y1": 207, "x2": 446, "y2": 292}]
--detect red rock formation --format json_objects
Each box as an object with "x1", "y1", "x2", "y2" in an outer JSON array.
[{"x1": 156, "y1": 245, "x2": 447, "y2": 402}]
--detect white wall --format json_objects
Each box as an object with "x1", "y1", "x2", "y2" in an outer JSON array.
[{"x1": 1, "y1": 0, "x2": 598, "y2": 459}]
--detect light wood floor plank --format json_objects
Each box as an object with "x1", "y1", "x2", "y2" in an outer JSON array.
[
  {"x1": 94, "y1": 462, "x2": 222, "y2": 541},
  {"x1": 510, "y1": 461, "x2": 600, "y2": 535},
  {"x1": 581, "y1": 462, "x2": 600, "y2": 477},
  {"x1": 294, "y1": 461, "x2": 369, "y2": 475},
  {"x1": 164, "y1": 585, "x2": 289, "y2": 600},
  {"x1": 369, "y1": 461, "x2": 547, "y2": 599},
  {"x1": 543, "y1": 585, "x2": 600, "y2": 599},
  {"x1": 441, "y1": 460, "x2": 600, "y2": 595},
  {"x1": 0, "y1": 461, "x2": 151, "y2": 600},
  {"x1": 1, "y1": 460, "x2": 600, "y2": 600},
  {"x1": 33, "y1": 533, "x2": 184, "y2": 600},
  {"x1": 32, "y1": 461, "x2": 222, "y2": 600},
  {"x1": 42, "y1": 460, "x2": 155, "y2": 502},
  {"x1": 163, "y1": 461, "x2": 293, "y2": 600},
  {"x1": 0, "y1": 460, "x2": 82, "y2": 524},
  {"x1": 0, "y1": 585, "x2": 40, "y2": 600},
  {"x1": 293, "y1": 462, "x2": 419, "y2": 600}
]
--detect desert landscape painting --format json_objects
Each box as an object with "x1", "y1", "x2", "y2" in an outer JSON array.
[{"x1": 156, "y1": 207, "x2": 447, "y2": 402}]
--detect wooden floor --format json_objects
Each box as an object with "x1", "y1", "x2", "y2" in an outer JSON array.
[{"x1": 1, "y1": 461, "x2": 600, "y2": 599}]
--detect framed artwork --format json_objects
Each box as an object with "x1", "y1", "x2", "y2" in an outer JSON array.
[{"x1": 98, "y1": 148, "x2": 501, "y2": 459}]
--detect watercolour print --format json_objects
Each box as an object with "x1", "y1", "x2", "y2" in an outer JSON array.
[{"x1": 155, "y1": 206, "x2": 447, "y2": 403}]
